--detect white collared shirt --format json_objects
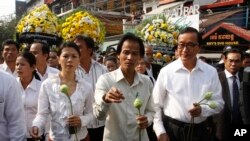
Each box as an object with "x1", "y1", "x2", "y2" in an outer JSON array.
[
  {"x1": 0, "y1": 70, "x2": 26, "y2": 140},
  {"x1": 17, "y1": 77, "x2": 41, "y2": 138},
  {"x1": 75, "y1": 59, "x2": 107, "y2": 128},
  {"x1": 224, "y1": 70, "x2": 240, "y2": 107},
  {"x1": 0, "y1": 62, "x2": 18, "y2": 77},
  {"x1": 32, "y1": 74, "x2": 94, "y2": 140},
  {"x1": 93, "y1": 68, "x2": 155, "y2": 141},
  {"x1": 146, "y1": 64, "x2": 153, "y2": 78},
  {"x1": 37, "y1": 66, "x2": 59, "y2": 82},
  {"x1": 153, "y1": 58, "x2": 224, "y2": 137}
]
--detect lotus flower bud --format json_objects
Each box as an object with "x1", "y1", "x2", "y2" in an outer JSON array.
[
  {"x1": 60, "y1": 84, "x2": 69, "y2": 94},
  {"x1": 134, "y1": 98, "x2": 143, "y2": 109},
  {"x1": 204, "y1": 92, "x2": 213, "y2": 100},
  {"x1": 209, "y1": 102, "x2": 217, "y2": 109}
]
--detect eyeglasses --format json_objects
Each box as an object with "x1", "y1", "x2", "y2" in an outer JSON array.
[{"x1": 177, "y1": 42, "x2": 199, "y2": 50}]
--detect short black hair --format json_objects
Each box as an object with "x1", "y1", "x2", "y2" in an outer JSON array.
[
  {"x1": 178, "y1": 27, "x2": 202, "y2": 45},
  {"x1": 58, "y1": 41, "x2": 80, "y2": 57},
  {"x1": 104, "y1": 56, "x2": 117, "y2": 64},
  {"x1": 116, "y1": 33, "x2": 145, "y2": 57},
  {"x1": 32, "y1": 40, "x2": 50, "y2": 55},
  {"x1": 1, "y1": 39, "x2": 20, "y2": 51},
  {"x1": 224, "y1": 48, "x2": 244, "y2": 60},
  {"x1": 74, "y1": 35, "x2": 95, "y2": 49}
]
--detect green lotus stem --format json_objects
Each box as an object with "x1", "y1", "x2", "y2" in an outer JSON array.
[
  {"x1": 197, "y1": 98, "x2": 205, "y2": 104},
  {"x1": 138, "y1": 107, "x2": 141, "y2": 141},
  {"x1": 60, "y1": 84, "x2": 78, "y2": 141}
]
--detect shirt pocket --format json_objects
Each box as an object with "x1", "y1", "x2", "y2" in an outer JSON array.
[{"x1": 0, "y1": 98, "x2": 4, "y2": 121}]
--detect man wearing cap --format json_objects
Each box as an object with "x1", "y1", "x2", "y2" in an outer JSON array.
[{"x1": 213, "y1": 47, "x2": 244, "y2": 141}]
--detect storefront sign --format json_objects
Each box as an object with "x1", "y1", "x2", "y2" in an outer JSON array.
[
  {"x1": 206, "y1": 33, "x2": 239, "y2": 46},
  {"x1": 203, "y1": 28, "x2": 248, "y2": 46},
  {"x1": 164, "y1": 4, "x2": 200, "y2": 18}
]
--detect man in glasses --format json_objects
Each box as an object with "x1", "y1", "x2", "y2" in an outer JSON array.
[{"x1": 152, "y1": 27, "x2": 224, "y2": 141}]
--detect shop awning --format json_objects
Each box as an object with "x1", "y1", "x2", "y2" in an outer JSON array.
[
  {"x1": 200, "y1": 0, "x2": 244, "y2": 10},
  {"x1": 202, "y1": 22, "x2": 250, "y2": 41},
  {"x1": 200, "y1": 9, "x2": 243, "y2": 28}
]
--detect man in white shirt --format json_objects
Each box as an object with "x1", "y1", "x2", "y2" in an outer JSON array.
[
  {"x1": 0, "y1": 39, "x2": 19, "y2": 77},
  {"x1": 93, "y1": 33, "x2": 155, "y2": 141},
  {"x1": 29, "y1": 41, "x2": 59, "y2": 81},
  {"x1": 74, "y1": 35, "x2": 107, "y2": 141},
  {"x1": 0, "y1": 70, "x2": 26, "y2": 141},
  {"x1": 29, "y1": 41, "x2": 59, "y2": 140},
  {"x1": 153, "y1": 27, "x2": 224, "y2": 141}
]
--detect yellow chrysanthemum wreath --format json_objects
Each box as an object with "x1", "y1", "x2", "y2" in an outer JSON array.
[
  {"x1": 136, "y1": 15, "x2": 183, "y2": 48},
  {"x1": 16, "y1": 4, "x2": 61, "y2": 37},
  {"x1": 61, "y1": 10, "x2": 105, "y2": 45}
]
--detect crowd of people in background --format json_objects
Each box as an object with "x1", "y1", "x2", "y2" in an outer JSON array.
[{"x1": 0, "y1": 26, "x2": 250, "y2": 141}]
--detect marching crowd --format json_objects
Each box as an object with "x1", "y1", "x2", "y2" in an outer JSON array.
[{"x1": 0, "y1": 27, "x2": 250, "y2": 141}]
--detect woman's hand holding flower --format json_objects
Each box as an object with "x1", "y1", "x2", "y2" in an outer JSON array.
[
  {"x1": 30, "y1": 126, "x2": 41, "y2": 140},
  {"x1": 67, "y1": 115, "x2": 82, "y2": 127}
]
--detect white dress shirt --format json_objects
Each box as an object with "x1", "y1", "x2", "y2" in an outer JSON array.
[
  {"x1": 146, "y1": 64, "x2": 153, "y2": 78},
  {"x1": 224, "y1": 70, "x2": 240, "y2": 107},
  {"x1": 17, "y1": 77, "x2": 41, "y2": 138},
  {"x1": 93, "y1": 68, "x2": 155, "y2": 141},
  {"x1": 32, "y1": 74, "x2": 94, "y2": 140},
  {"x1": 153, "y1": 59, "x2": 224, "y2": 137},
  {"x1": 0, "y1": 70, "x2": 26, "y2": 141},
  {"x1": 37, "y1": 66, "x2": 59, "y2": 82},
  {"x1": 0, "y1": 62, "x2": 18, "y2": 77},
  {"x1": 75, "y1": 59, "x2": 107, "y2": 128}
]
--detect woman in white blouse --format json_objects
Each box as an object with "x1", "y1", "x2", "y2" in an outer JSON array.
[
  {"x1": 16, "y1": 52, "x2": 43, "y2": 141},
  {"x1": 30, "y1": 42, "x2": 94, "y2": 141}
]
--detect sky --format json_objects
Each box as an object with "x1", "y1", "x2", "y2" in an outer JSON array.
[
  {"x1": 0, "y1": 0, "x2": 26, "y2": 19},
  {"x1": 0, "y1": 0, "x2": 15, "y2": 19}
]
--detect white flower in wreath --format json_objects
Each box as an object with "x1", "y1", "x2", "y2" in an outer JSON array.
[
  {"x1": 24, "y1": 25, "x2": 32, "y2": 32},
  {"x1": 35, "y1": 27, "x2": 42, "y2": 32},
  {"x1": 82, "y1": 16, "x2": 93, "y2": 24},
  {"x1": 33, "y1": 12, "x2": 41, "y2": 18},
  {"x1": 40, "y1": 11, "x2": 47, "y2": 17}
]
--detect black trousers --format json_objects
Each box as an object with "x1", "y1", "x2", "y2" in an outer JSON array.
[
  {"x1": 147, "y1": 123, "x2": 157, "y2": 141},
  {"x1": 162, "y1": 114, "x2": 211, "y2": 141},
  {"x1": 87, "y1": 126, "x2": 104, "y2": 141}
]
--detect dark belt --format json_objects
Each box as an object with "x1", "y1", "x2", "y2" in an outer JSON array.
[{"x1": 163, "y1": 114, "x2": 206, "y2": 128}]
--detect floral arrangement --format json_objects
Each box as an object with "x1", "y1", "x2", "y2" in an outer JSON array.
[
  {"x1": 61, "y1": 10, "x2": 105, "y2": 45},
  {"x1": 153, "y1": 52, "x2": 173, "y2": 66},
  {"x1": 135, "y1": 15, "x2": 184, "y2": 48},
  {"x1": 16, "y1": 4, "x2": 60, "y2": 37},
  {"x1": 16, "y1": 4, "x2": 62, "y2": 46}
]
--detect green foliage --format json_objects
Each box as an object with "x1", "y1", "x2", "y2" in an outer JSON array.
[{"x1": 0, "y1": 15, "x2": 17, "y2": 45}]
